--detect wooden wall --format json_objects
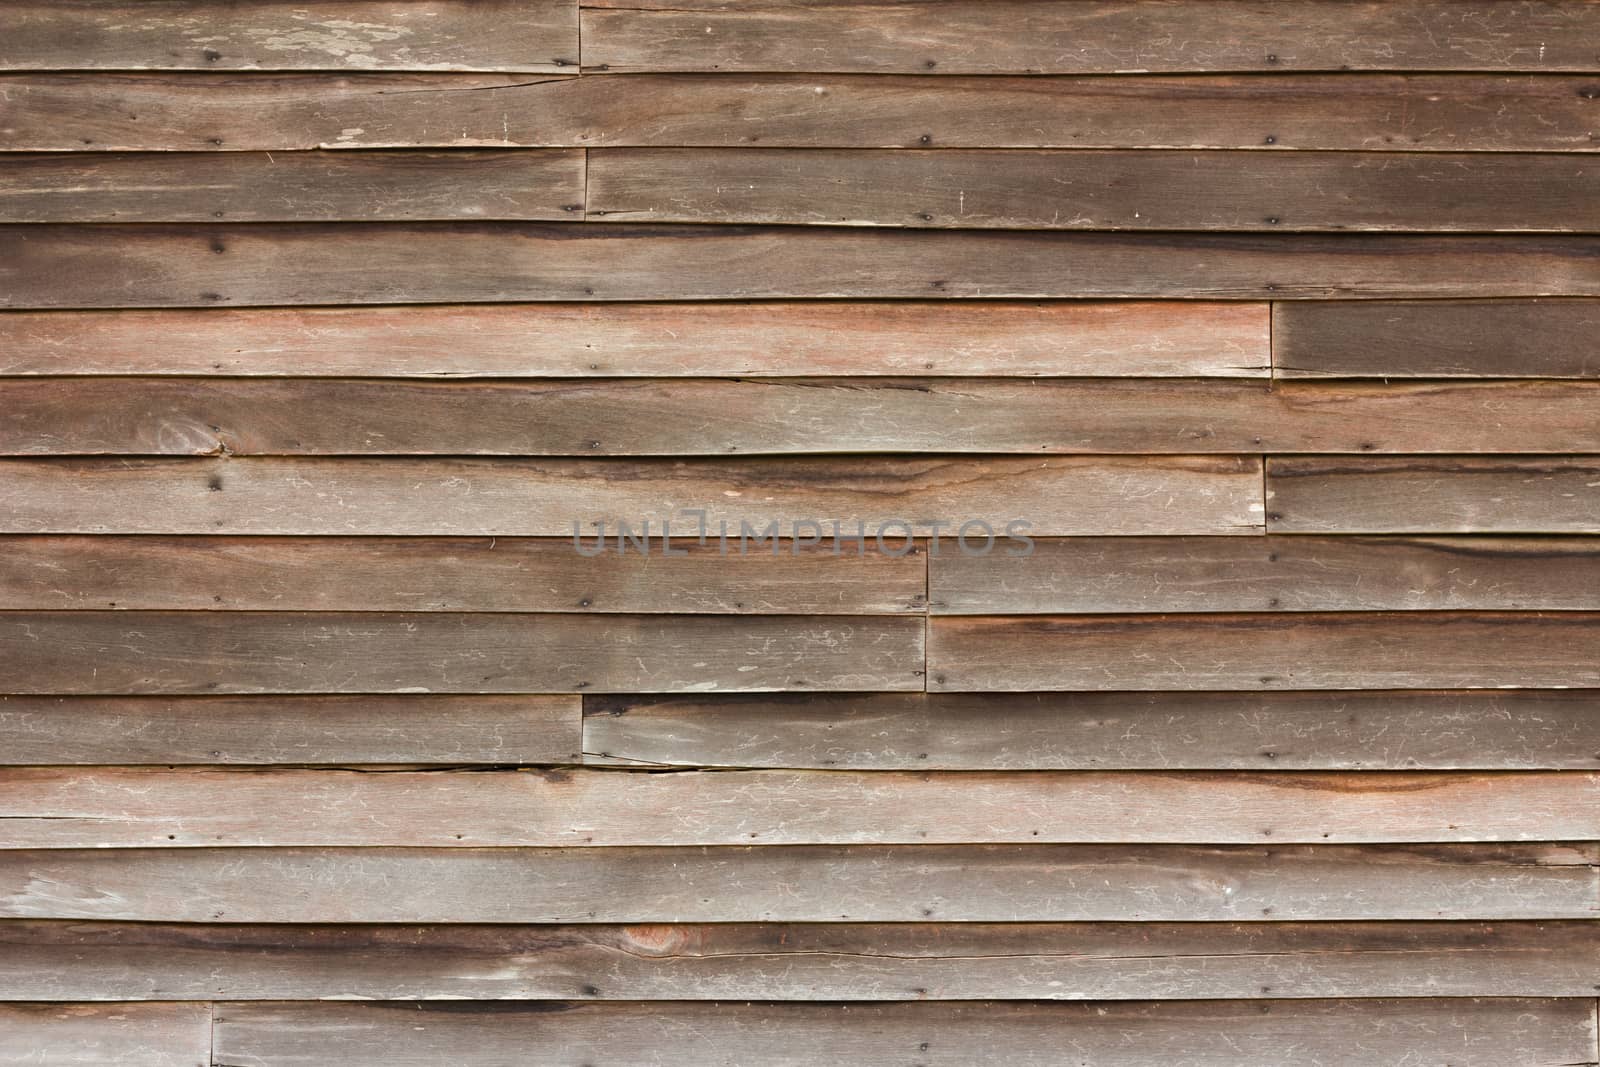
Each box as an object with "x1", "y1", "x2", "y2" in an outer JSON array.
[{"x1": 3, "y1": 2, "x2": 1600, "y2": 1063}]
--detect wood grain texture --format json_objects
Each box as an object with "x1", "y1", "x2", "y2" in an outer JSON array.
[
  {"x1": 0, "y1": 302, "x2": 1271, "y2": 378},
  {"x1": 929, "y1": 613, "x2": 1600, "y2": 691},
  {"x1": 0, "y1": 612, "x2": 925, "y2": 695},
  {"x1": 0, "y1": 694, "x2": 581, "y2": 765},
  {"x1": 0, "y1": 767, "x2": 1594, "y2": 847},
  {"x1": 581, "y1": 690, "x2": 1600, "y2": 770},
  {"x1": 6, "y1": 73, "x2": 1598, "y2": 151},
  {"x1": 0, "y1": 1002, "x2": 209, "y2": 1067},
  {"x1": 0, "y1": 150, "x2": 585, "y2": 222},
  {"x1": 588, "y1": 148, "x2": 1600, "y2": 232},
  {"x1": 7, "y1": 843, "x2": 1590, "y2": 922},
  {"x1": 1267, "y1": 457, "x2": 1600, "y2": 533},
  {"x1": 10, "y1": 225, "x2": 1600, "y2": 307},
  {"x1": 1275, "y1": 299, "x2": 1600, "y2": 378},
  {"x1": 0, "y1": 456, "x2": 1264, "y2": 536},
  {"x1": 0, "y1": 537, "x2": 925, "y2": 614},
  {"x1": 208, "y1": 999, "x2": 1600, "y2": 1067},
  {"x1": 10, "y1": 379, "x2": 1600, "y2": 455},
  {"x1": 1, "y1": 1, "x2": 577, "y2": 71},
  {"x1": 7, "y1": 920, "x2": 1600, "y2": 1001},
  {"x1": 581, "y1": 0, "x2": 1600, "y2": 74},
  {"x1": 930, "y1": 536, "x2": 1600, "y2": 613}
]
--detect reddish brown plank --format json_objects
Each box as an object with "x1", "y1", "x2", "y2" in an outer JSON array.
[{"x1": 0, "y1": 1002, "x2": 209, "y2": 1067}]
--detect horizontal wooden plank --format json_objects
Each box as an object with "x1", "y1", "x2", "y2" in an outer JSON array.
[
  {"x1": 0, "y1": 150, "x2": 584, "y2": 222},
  {"x1": 929, "y1": 613, "x2": 1600, "y2": 691},
  {"x1": 2, "y1": 1, "x2": 577, "y2": 71},
  {"x1": 0, "y1": 1002, "x2": 208, "y2": 1067},
  {"x1": 0, "y1": 302, "x2": 1271, "y2": 378},
  {"x1": 0, "y1": 456, "x2": 1263, "y2": 536},
  {"x1": 5, "y1": 73, "x2": 1597, "y2": 151},
  {"x1": 0, "y1": 537, "x2": 925, "y2": 614},
  {"x1": 0, "y1": 613, "x2": 924, "y2": 695},
  {"x1": 6, "y1": 843, "x2": 1590, "y2": 922},
  {"x1": 0, "y1": 694, "x2": 580, "y2": 765},
  {"x1": 210, "y1": 999, "x2": 1600, "y2": 1067},
  {"x1": 10, "y1": 379, "x2": 1600, "y2": 455},
  {"x1": 581, "y1": 690, "x2": 1600, "y2": 770},
  {"x1": 10, "y1": 225, "x2": 1600, "y2": 307},
  {"x1": 1275, "y1": 299, "x2": 1600, "y2": 378},
  {"x1": 1268, "y1": 457, "x2": 1600, "y2": 533},
  {"x1": 0, "y1": 767, "x2": 1594, "y2": 847},
  {"x1": 588, "y1": 149, "x2": 1600, "y2": 232},
  {"x1": 930, "y1": 536, "x2": 1600, "y2": 613},
  {"x1": 6, "y1": 920, "x2": 1600, "y2": 1001},
  {"x1": 581, "y1": 0, "x2": 1600, "y2": 74}
]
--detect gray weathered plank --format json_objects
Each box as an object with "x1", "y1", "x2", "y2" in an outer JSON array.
[
  {"x1": 1268, "y1": 457, "x2": 1600, "y2": 533},
  {"x1": 0, "y1": 694, "x2": 581, "y2": 765},
  {"x1": 929, "y1": 613, "x2": 1600, "y2": 691},
  {"x1": 0, "y1": 150, "x2": 585, "y2": 222},
  {"x1": 0, "y1": 1002, "x2": 209, "y2": 1067},
  {"x1": 581, "y1": 690, "x2": 1600, "y2": 770},
  {"x1": 1, "y1": 1, "x2": 577, "y2": 71},
  {"x1": 0, "y1": 302, "x2": 1270, "y2": 378},
  {"x1": 588, "y1": 149, "x2": 1600, "y2": 232},
  {"x1": 0, "y1": 767, "x2": 1594, "y2": 847},
  {"x1": 5, "y1": 843, "x2": 1590, "y2": 922},
  {"x1": 0, "y1": 456, "x2": 1264, "y2": 536},
  {"x1": 930, "y1": 536, "x2": 1600, "y2": 613},
  {"x1": 581, "y1": 0, "x2": 1600, "y2": 75},
  {"x1": 0, "y1": 613, "x2": 924, "y2": 695}
]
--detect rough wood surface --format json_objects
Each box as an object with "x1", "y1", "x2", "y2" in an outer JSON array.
[
  {"x1": 0, "y1": 767, "x2": 1593, "y2": 847},
  {"x1": 930, "y1": 536, "x2": 1600, "y2": 613},
  {"x1": 581, "y1": 690, "x2": 1600, "y2": 770},
  {"x1": 5, "y1": 844, "x2": 1591, "y2": 922},
  {"x1": 5, "y1": 73, "x2": 1598, "y2": 151},
  {"x1": 0, "y1": 150, "x2": 585, "y2": 222},
  {"x1": 1267, "y1": 457, "x2": 1600, "y2": 533},
  {"x1": 0, "y1": 302, "x2": 1270, "y2": 377},
  {"x1": 0, "y1": 694, "x2": 581, "y2": 765},
  {"x1": 1, "y1": 1, "x2": 577, "y2": 71},
  {"x1": 9, "y1": 225, "x2": 1600, "y2": 306},
  {"x1": 0, "y1": 456, "x2": 1264, "y2": 536},
  {"x1": 1274, "y1": 299, "x2": 1600, "y2": 378},
  {"x1": 581, "y1": 0, "x2": 1600, "y2": 74},
  {"x1": 0, "y1": 1002, "x2": 209, "y2": 1067},
  {"x1": 208, "y1": 999, "x2": 1600, "y2": 1067},
  {"x1": 588, "y1": 148, "x2": 1600, "y2": 232},
  {"x1": 0, "y1": 537, "x2": 925, "y2": 614},
  {"x1": 0, "y1": 612, "x2": 925, "y2": 695},
  {"x1": 930, "y1": 613, "x2": 1600, "y2": 691}
]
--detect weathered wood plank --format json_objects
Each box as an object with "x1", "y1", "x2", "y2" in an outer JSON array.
[
  {"x1": 929, "y1": 613, "x2": 1600, "y2": 691},
  {"x1": 9, "y1": 225, "x2": 1600, "y2": 307},
  {"x1": 1, "y1": 1, "x2": 577, "y2": 71},
  {"x1": 5, "y1": 73, "x2": 1597, "y2": 151},
  {"x1": 0, "y1": 456, "x2": 1263, "y2": 536},
  {"x1": 0, "y1": 537, "x2": 925, "y2": 614},
  {"x1": 10, "y1": 379, "x2": 1600, "y2": 455},
  {"x1": 0, "y1": 302, "x2": 1270, "y2": 378},
  {"x1": 588, "y1": 149, "x2": 1600, "y2": 232},
  {"x1": 930, "y1": 536, "x2": 1600, "y2": 613},
  {"x1": 6, "y1": 920, "x2": 1600, "y2": 1001},
  {"x1": 0, "y1": 613, "x2": 924, "y2": 695},
  {"x1": 0, "y1": 151, "x2": 585, "y2": 223},
  {"x1": 209, "y1": 999, "x2": 1600, "y2": 1067},
  {"x1": 1268, "y1": 457, "x2": 1600, "y2": 533},
  {"x1": 581, "y1": 690, "x2": 1600, "y2": 770},
  {"x1": 0, "y1": 1002, "x2": 209, "y2": 1067},
  {"x1": 1275, "y1": 299, "x2": 1600, "y2": 378},
  {"x1": 6, "y1": 843, "x2": 1589, "y2": 922},
  {"x1": 0, "y1": 767, "x2": 1594, "y2": 846},
  {"x1": 581, "y1": 0, "x2": 1600, "y2": 75},
  {"x1": 0, "y1": 694, "x2": 581, "y2": 765}
]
